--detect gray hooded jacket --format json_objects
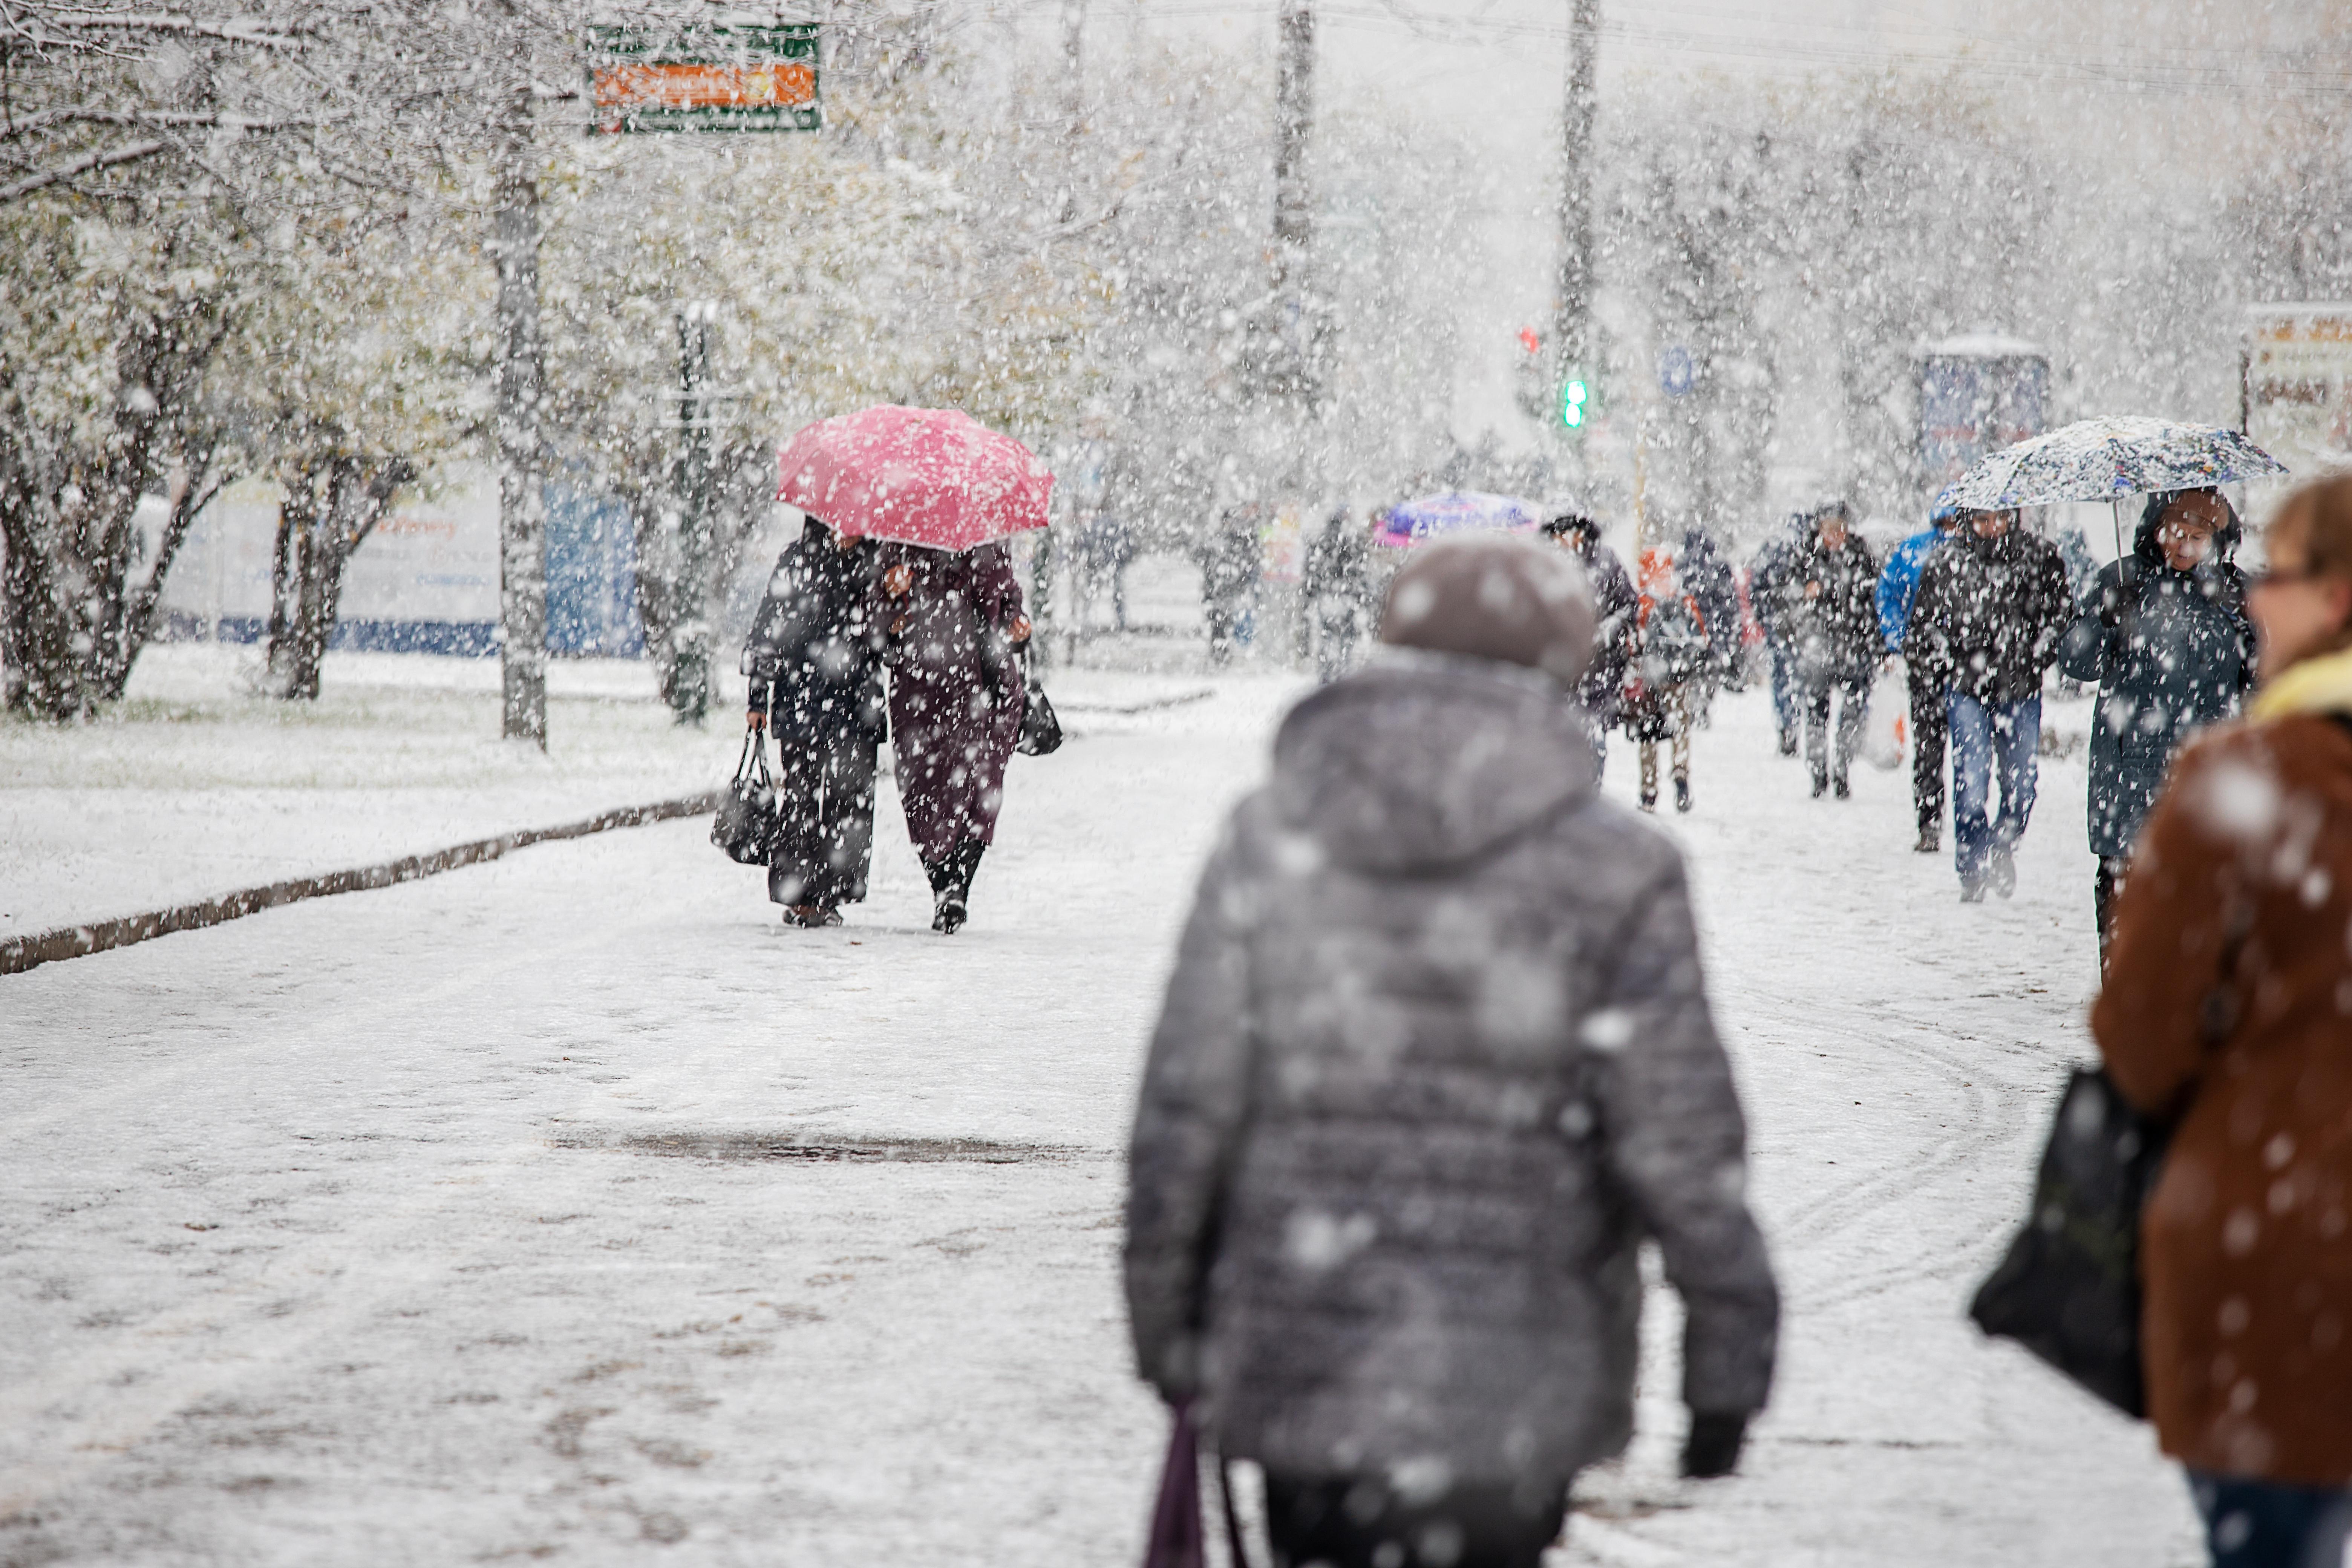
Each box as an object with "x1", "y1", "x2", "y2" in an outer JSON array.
[{"x1": 1123, "y1": 652, "x2": 1778, "y2": 1485}]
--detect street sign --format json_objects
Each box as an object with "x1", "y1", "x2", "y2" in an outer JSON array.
[
  {"x1": 1659, "y1": 346, "x2": 1695, "y2": 398},
  {"x1": 590, "y1": 24, "x2": 820, "y2": 133},
  {"x1": 1916, "y1": 335, "x2": 2047, "y2": 494},
  {"x1": 2244, "y1": 306, "x2": 2352, "y2": 485}
]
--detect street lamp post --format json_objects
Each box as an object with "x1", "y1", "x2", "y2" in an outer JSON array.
[{"x1": 1553, "y1": 0, "x2": 1601, "y2": 476}]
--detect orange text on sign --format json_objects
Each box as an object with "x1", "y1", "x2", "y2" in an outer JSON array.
[{"x1": 594, "y1": 62, "x2": 816, "y2": 113}]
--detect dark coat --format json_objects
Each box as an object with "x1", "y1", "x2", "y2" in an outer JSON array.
[
  {"x1": 1200, "y1": 509, "x2": 1263, "y2": 605},
  {"x1": 1623, "y1": 579, "x2": 1711, "y2": 743},
  {"x1": 741, "y1": 525, "x2": 886, "y2": 744},
  {"x1": 1746, "y1": 522, "x2": 1805, "y2": 646},
  {"x1": 1906, "y1": 525, "x2": 2073, "y2": 706},
  {"x1": 876, "y1": 541, "x2": 1028, "y2": 867},
  {"x1": 2094, "y1": 699, "x2": 2352, "y2": 1486},
  {"x1": 1777, "y1": 527, "x2": 1883, "y2": 688},
  {"x1": 2058, "y1": 504, "x2": 2254, "y2": 858},
  {"x1": 1679, "y1": 528, "x2": 1742, "y2": 672},
  {"x1": 1125, "y1": 654, "x2": 1779, "y2": 1487},
  {"x1": 1302, "y1": 516, "x2": 1372, "y2": 609},
  {"x1": 1566, "y1": 535, "x2": 1637, "y2": 724}
]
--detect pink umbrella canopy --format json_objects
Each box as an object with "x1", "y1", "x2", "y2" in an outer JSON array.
[{"x1": 775, "y1": 405, "x2": 1054, "y2": 552}]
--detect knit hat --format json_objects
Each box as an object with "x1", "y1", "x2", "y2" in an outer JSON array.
[{"x1": 1378, "y1": 533, "x2": 1598, "y2": 686}]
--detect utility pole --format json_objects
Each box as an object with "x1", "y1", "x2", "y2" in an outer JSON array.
[
  {"x1": 1262, "y1": 0, "x2": 1319, "y2": 667},
  {"x1": 1553, "y1": 0, "x2": 1601, "y2": 469},
  {"x1": 492, "y1": 78, "x2": 548, "y2": 749},
  {"x1": 1269, "y1": 0, "x2": 1316, "y2": 413},
  {"x1": 1060, "y1": 0, "x2": 1086, "y2": 155},
  {"x1": 1053, "y1": 0, "x2": 1086, "y2": 221},
  {"x1": 670, "y1": 303, "x2": 715, "y2": 725}
]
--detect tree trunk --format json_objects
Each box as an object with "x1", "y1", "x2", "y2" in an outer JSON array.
[
  {"x1": 0, "y1": 219, "x2": 231, "y2": 720},
  {"x1": 106, "y1": 459, "x2": 225, "y2": 701},
  {"x1": 628, "y1": 493, "x2": 683, "y2": 709},
  {"x1": 262, "y1": 457, "x2": 412, "y2": 700},
  {"x1": 492, "y1": 81, "x2": 548, "y2": 749},
  {"x1": 0, "y1": 466, "x2": 87, "y2": 721},
  {"x1": 0, "y1": 391, "x2": 176, "y2": 720},
  {"x1": 668, "y1": 307, "x2": 713, "y2": 725},
  {"x1": 265, "y1": 471, "x2": 313, "y2": 693}
]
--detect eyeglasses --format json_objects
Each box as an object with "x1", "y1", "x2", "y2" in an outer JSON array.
[{"x1": 2248, "y1": 564, "x2": 2319, "y2": 590}]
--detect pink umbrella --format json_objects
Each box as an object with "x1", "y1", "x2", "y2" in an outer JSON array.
[{"x1": 775, "y1": 405, "x2": 1054, "y2": 552}]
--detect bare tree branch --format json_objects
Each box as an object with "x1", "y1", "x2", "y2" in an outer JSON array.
[
  {"x1": 0, "y1": 134, "x2": 163, "y2": 200},
  {"x1": 25, "y1": 11, "x2": 315, "y2": 49},
  {"x1": 0, "y1": 106, "x2": 326, "y2": 137}
]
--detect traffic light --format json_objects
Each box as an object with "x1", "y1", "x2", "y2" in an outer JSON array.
[{"x1": 1561, "y1": 375, "x2": 1591, "y2": 430}]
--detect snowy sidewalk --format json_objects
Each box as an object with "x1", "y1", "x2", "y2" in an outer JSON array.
[{"x1": 2, "y1": 669, "x2": 2202, "y2": 1565}]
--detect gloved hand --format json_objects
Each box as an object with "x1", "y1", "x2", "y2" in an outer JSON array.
[
  {"x1": 2099, "y1": 559, "x2": 2142, "y2": 626},
  {"x1": 1144, "y1": 1332, "x2": 1203, "y2": 1403},
  {"x1": 1680, "y1": 1411, "x2": 1749, "y2": 1479}
]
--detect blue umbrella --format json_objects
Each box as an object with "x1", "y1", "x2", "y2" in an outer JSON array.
[{"x1": 1373, "y1": 491, "x2": 1543, "y2": 548}]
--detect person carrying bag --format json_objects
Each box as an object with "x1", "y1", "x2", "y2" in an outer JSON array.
[
  {"x1": 2054, "y1": 475, "x2": 2352, "y2": 1568},
  {"x1": 1124, "y1": 536, "x2": 1778, "y2": 1568}
]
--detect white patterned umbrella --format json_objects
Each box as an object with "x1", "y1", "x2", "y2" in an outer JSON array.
[{"x1": 1936, "y1": 416, "x2": 2288, "y2": 512}]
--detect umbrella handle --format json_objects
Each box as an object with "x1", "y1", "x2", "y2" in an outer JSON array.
[{"x1": 2112, "y1": 497, "x2": 2125, "y2": 563}]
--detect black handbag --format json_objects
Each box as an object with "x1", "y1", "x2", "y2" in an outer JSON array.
[
  {"x1": 711, "y1": 729, "x2": 781, "y2": 865},
  {"x1": 1015, "y1": 655, "x2": 1064, "y2": 756},
  {"x1": 1969, "y1": 1066, "x2": 2168, "y2": 1416}
]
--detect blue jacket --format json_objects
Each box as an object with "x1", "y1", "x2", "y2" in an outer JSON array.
[{"x1": 1875, "y1": 527, "x2": 1948, "y2": 651}]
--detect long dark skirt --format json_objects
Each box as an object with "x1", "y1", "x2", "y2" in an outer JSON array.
[
  {"x1": 889, "y1": 667, "x2": 1021, "y2": 868},
  {"x1": 767, "y1": 726, "x2": 878, "y2": 908}
]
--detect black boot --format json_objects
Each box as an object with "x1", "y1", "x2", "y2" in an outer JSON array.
[{"x1": 929, "y1": 839, "x2": 986, "y2": 934}]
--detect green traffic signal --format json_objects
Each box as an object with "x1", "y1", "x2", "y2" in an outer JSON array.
[{"x1": 1561, "y1": 377, "x2": 1590, "y2": 429}]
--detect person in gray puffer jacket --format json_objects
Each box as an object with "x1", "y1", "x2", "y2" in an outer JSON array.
[{"x1": 1124, "y1": 534, "x2": 1779, "y2": 1568}]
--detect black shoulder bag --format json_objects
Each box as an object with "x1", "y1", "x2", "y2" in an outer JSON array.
[
  {"x1": 1969, "y1": 897, "x2": 2251, "y2": 1416},
  {"x1": 1967, "y1": 1066, "x2": 2168, "y2": 1416},
  {"x1": 1015, "y1": 649, "x2": 1064, "y2": 756}
]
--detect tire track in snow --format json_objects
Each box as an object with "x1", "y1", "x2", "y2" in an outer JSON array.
[{"x1": 1722, "y1": 986, "x2": 2072, "y2": 1317}]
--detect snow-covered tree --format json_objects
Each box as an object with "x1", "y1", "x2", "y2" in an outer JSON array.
[{"x1": 0, "y1": 195, "x2": 247, "y2": 718}]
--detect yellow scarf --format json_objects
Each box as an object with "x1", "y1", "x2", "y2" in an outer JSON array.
[{"x1": 2249, "y1": 645, "x2": 2352, "y2": 723}]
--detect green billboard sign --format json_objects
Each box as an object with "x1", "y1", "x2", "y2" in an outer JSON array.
[{"x1": 590, "y1": 24, "x2": 820, "y2": 134}]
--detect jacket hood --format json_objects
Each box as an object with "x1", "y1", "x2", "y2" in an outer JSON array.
[
  {"x1": 2135, "y1": 490, "x2": 2243, "y2": 566},
  {"x1": 1960, "y1": 523, "x2": 2046, "y2": 563},
  {"x1": 1268, "y1": 652, "x2": 1597, "y2": 875}
]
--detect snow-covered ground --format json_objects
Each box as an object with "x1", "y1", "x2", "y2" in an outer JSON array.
[{"x1": 3, "y1": 648, "x2": 2203, "y2": 1565}]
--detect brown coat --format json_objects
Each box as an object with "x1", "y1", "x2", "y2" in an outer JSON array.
[{"x1": 2093, "y1": 712, "x2": 2352, "y2": 1486}]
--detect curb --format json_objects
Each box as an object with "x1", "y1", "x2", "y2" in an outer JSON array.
[{"x1": 0, "y1": 791, "x2": 723, "y2": 977}]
